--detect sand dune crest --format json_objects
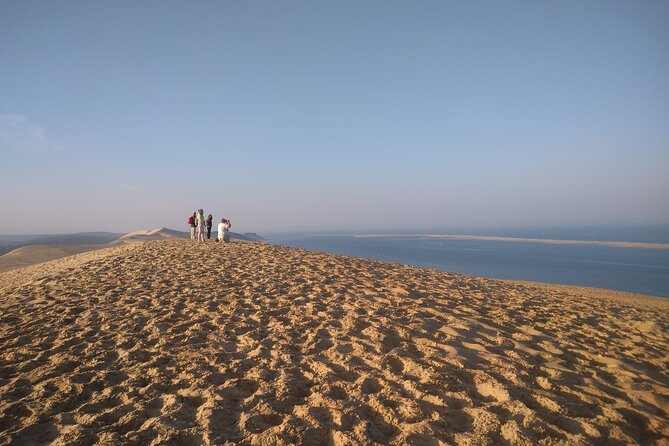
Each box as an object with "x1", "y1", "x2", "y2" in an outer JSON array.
[{"x1": 1, "y1": 240, "x2": 667, "y2": 445}]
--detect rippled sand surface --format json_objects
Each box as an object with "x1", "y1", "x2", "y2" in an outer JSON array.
[{"x1": 1, "y1": 240, "x2": 667, "y2": 445}]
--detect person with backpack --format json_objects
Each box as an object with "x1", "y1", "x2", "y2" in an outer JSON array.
[
  {"x1": 187, "y1": 212, "x2": 197, "y2": 240},
  {"x1": 196, "y1": 209, "x2": 206, "y2": 242},
  {"x1": 206, "y1": 214, "x2": 213, "y2": 240}
]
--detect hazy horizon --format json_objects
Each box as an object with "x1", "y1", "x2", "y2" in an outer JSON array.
[
  {"x1": 2, "y1": 1, "x2": 668, "y2": 234},
  {"x1": 2, "y1": 223, "x2": 668, "y2": 243}
]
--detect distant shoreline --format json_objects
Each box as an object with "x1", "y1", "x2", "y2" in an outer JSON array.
[{"x1": 352, "y1": 233, "x2": 669, "y2": 250}]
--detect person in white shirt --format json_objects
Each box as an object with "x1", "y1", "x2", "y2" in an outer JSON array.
[{"x1": 217, "y1": 218, "x2": 231, "y2": 243}]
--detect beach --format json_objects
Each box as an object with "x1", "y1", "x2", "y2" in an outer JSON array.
[
  {"x1": 1, "y1": 239, "x2": 668, "y2": 445},
  {"x1": 353, "y1": 234, "x2": 669, "y2": 250}
]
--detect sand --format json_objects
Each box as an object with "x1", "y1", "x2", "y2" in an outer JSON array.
[
  {"x1": 0, "y1": 228, "x2": 264, "y2": 274},
  {"x1": 0, "y1": 228, "x2": 187, "y2": 274},
  {"x1": 1, "y1": 240, "x2": 667, "y2": 445},
  {"x1": 0, "y1": 244, "x2": 103, "y2": 273},
  {"x1": 354, "y1": 234, "x2": 669, "y2": 250}
]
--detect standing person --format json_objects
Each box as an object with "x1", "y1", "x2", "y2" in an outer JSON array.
[
  {"x1": 196, "y1": 209, "x2": 206, "y2": 242},
  {"x1": 218, "y1": 218, "x2": 231, "y2": 243},
  {"x1": 206, "y1": 214, "x2": 213, "y2": 240},
  {"x1": 188, "y1": 212, "x2": 197, "y2": 240}
]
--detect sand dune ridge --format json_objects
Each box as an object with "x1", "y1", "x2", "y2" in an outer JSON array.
[{"x1": 1, "y1": 240, "x2": 667, "y2": 445}]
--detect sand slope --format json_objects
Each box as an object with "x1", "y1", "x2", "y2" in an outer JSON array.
[
  {"x1": 0, "y1": 228, "x2": 265, "y2": 273},
  {"x1": 120, "y1": 227, "x2": 188, "y2": 241},
  {"x1": 0, "y1": 228, "x2": 186, "y2": 273},
  {"x1": 0, "y1": 240, "x2": 667, "y2": 445},
  {"x1": 0, "y1": 244, "x2": 102, "y2": 273}
]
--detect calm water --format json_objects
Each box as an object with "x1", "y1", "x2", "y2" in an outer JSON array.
[{"x1": 268, "y1": 229, "x2": 669, "y2": 298}]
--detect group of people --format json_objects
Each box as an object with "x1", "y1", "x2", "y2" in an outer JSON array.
[{"x1": 187, "y1": 209, "x2": 231, "y2": 243}]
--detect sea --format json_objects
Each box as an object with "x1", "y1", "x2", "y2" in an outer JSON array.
[{"x1": 267, "y1": 225, "x2": 669, "y2": 298}]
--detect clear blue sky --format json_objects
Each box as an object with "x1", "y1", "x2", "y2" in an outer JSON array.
[{"x1": 1, "y1": 1, "x2": 667, "y2": 234}]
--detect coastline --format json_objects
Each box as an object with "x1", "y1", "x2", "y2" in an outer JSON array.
[
  {"x1": 500, "y1": 279, "x2": 669, "y2": 309},
  {"x1": 352, "y1": 233, "x2": 669, "y2": 250},
  {"x1": 3, "y1": 236, "x2": 667, "y2": 301}
]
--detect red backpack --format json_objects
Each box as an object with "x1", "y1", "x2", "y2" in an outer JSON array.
[{"x1": 187, "y1": 216, "x2": 194, "y2": 226}]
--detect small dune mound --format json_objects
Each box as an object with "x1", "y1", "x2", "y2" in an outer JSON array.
[{"x1": 0, "y1": 240, "x2": 668, "y2": 445}]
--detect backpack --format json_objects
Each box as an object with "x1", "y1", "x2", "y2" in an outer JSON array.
[{"x1": 187, "y1": 216, "x2": 194, "y2": 226}]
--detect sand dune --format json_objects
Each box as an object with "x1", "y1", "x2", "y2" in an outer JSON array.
[
  {"x1": 1, "y1": 240, "x2": 667, "y2": 445},
  {"x1": 0, "y1": 228, "x2": 264, "y2": 273},
  {"x1": 0, "y1": 227, "x2": 183, "y2": 273},
  {"x1": 0, "y1": 244, "x2": 102, "y2": 273},
  {"x1": 120, "y1": 227, "x2": 188, "y2": 241}
]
